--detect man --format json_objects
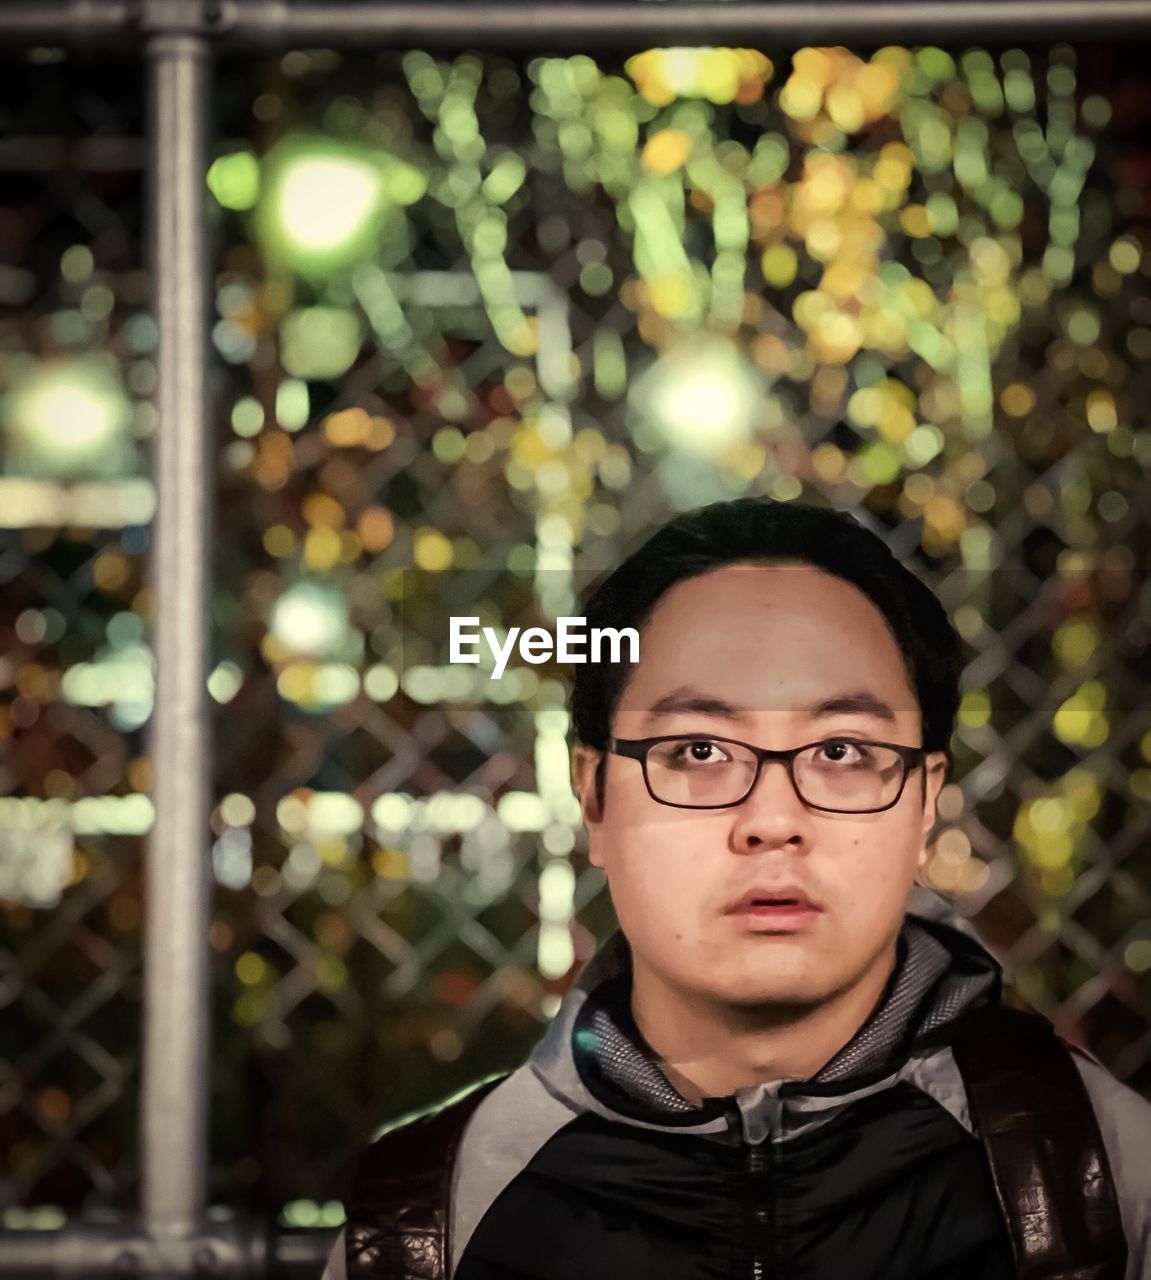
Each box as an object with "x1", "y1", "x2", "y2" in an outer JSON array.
[{"x1": 324, "y1": 497, "x2": 1151, "y2": 1279}]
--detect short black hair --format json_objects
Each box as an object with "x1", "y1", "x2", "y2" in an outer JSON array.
[{"x1": 571, "y1": 497, "x2": 964, "y2": 789}]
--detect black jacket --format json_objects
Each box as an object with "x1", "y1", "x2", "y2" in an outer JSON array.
[{"x1": 326, "y1": 909, "x2": 1147, "y2": 1280}]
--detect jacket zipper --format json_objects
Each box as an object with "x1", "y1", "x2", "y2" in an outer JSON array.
[
  {"x1": 746, "y1": 1138, "x2": 768, "y2": 1280},
  {"x1": 739, "y1": 1092, "x2": 782, "y2": 1280}
]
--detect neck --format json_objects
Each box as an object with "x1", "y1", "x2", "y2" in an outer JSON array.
[{"x1": 629, "y1": 941, "x2": 899, "y2": 1102}]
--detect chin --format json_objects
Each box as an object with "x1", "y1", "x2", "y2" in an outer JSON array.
[
  {"x1": 722, "y1": 980, "x2": 833, "y2": 1008},
  {"x1": 696, "y1": 965, "x2": 836, "y2": 1008}
]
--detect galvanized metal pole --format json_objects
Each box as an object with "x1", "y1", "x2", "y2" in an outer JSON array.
[
  {"x1": 217, "y1": 0, "x2": 1151, "y2": 46},
  {"x1": 2, "y1": 0, "x2": 1151, "y2": 46},
  {"x1": 0, "y1": 0, "x2": 133, "y2": 43},
  {"x1": 142, "y1": 24, "x2": 213, "y2": 1244}
]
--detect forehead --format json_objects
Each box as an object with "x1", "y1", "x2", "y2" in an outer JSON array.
[{"x1": 615, "y1": 562, "x2": 920, "y2": 727}]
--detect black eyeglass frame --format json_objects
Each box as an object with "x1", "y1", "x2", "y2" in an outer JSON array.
[{"x1": 608, "y1": 733, "x2": 929, "y2": 814}]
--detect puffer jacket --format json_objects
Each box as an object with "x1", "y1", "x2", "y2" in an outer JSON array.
[{"x1": 323, "y1": 900, "x2": 1151, "y2": 1280}]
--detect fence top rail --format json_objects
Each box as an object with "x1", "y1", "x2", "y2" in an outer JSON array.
[{"x1": 3, "y1": 0, "x2": 1151, "y2": 50}]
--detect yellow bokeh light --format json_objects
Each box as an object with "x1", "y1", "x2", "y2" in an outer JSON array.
[
  {"x1": 626, "y1": 48, "x2": 773, "y2": 107},
  {"x1": 1086, "y1": 390, "x2": 1118, "y2": 433},
  {"x1": 324, "y1": 408, "x2": 371, "y2": 447},
  {"x1": 235, "y1": 952, "x2": 267, "y2": 985},
  {"x1": 1000, "y1": 383, "x2": 1035, "y2": 416},
  {"x1": 371, "y1": 847, "x2": 410, "y2": 879},
  {"x1": 413, "y1": 527, "x2": 454, "y2": 571},
  {"x1": 641, "y1": 128, "x2": 693, "y2": 176},
  {"x1": 1052, "y1": 618, "x2": 1098, "y2": 668},
  {"x1": 304, "y1": 526, "x2": 343, "y2": 572},
  {"x1": 959, "y1": 690, "x2": 991, "y2": 728},
  {"x1": 900, "y1": 205, "x2": 931, "y2": 238},
  {"x1": 263, "y1": 525, "x2": 296, "y2": 557},
  {"x1": 780, "y1": 48, "x2": 904, "y2": 132},
  {"x1": 302, "y1": 493, "x2": 346, "y2": 529},
  {"x1": 761, "y1": 244, "x2": 798, "y2": 288}
]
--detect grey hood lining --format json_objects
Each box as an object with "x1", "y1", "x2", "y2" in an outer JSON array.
[{"x1": 528, "y1": 904, "x2": 1001, "y2": 1133}]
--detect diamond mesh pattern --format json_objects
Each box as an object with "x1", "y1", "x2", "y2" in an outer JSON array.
[
  {"x1": 0, "y1": 53, "x2": 149, "y2": 1213},
  {"x1": 1, "y1": 42, "x2": 1149, "y2": 1232}
]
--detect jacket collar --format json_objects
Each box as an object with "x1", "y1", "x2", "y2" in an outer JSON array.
[{"x1": 528, "y1": 890, "x2": 1001, "y2": 1139}]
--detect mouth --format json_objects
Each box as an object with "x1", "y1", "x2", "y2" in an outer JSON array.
[{"x1": 725, "y1": 888, "x2": 824, "y2": 929}]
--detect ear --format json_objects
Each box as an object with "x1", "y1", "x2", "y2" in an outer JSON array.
[
  {"x1": 573, "y1": 744, "x2": 604, "y2": 824},
  {"x1": 917, "y1": 751, "x2": 950, "y2": 871},
  {"x1": 573, "y1": 744, "x2": 608, "y2": 869}
]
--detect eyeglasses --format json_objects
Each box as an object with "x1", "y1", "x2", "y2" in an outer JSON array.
[{"x1": 609, "y1": 734, "x2": 928, "y2": 814}]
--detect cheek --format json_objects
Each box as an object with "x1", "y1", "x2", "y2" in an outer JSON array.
[
  {"x1": 833, "y1": 822, "x2": 921, "y2": 911},
  {"x1": 598, "y1": 809, "x2": 723, "y2": 929}
]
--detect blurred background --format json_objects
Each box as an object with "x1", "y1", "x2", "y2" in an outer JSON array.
[{"x1": 1, "y1": 17, "x2": 1150, "y2": 1253}]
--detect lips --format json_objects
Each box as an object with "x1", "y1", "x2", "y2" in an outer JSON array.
[{"x1": 725, "y1": 886, "x2": 824, "y2": 916}]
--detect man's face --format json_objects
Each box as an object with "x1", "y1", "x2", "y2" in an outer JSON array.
[{"x1": 574, "y1": 562, "x2": 949, "y2": 1009}]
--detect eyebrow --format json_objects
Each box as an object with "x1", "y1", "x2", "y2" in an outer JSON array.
[{"x1": 645, "y1": 687, "x2": 899, "y2": 725}]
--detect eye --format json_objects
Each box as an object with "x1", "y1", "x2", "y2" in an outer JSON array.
[
  {"x1": 817, "y1": 739, "x2": 870, "y2": 765},
  {"x1": 670, "y1": 738, "x2": 730, "y2": 767}
]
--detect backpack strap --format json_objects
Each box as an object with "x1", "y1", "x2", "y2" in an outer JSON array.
[
  {"x1": 345, "y1": 1073, "x2": 509, "y2": 1280},
  {"x1": 949, "y1": 1003, "x2": 1127, "y2": 1280}
]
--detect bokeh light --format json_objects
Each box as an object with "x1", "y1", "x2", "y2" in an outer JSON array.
[
  {"x1": 268, "y1": 582, "x2": 350, "y2": 658},
  {"x1": 255, "y1": 138, "x2": 425, "y2": 275},
  {"x1": 630, "y1": 337, "x2": 765, "y2": 455},
  {"x1": 5, "y1": 359, "x2": 133, "y2": 479},
  {"x1": 6, "y1": 38, "x2": 1151, "y2": 1222}
]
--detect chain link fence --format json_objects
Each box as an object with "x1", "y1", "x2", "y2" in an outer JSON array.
[{"x1": 1, "y1": 10, "x2": 1150, "y2": 1274}]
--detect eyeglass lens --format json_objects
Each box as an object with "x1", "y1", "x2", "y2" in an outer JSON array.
[{"x1": 644, "y1": 738, "x2": 907, "y2": 811}]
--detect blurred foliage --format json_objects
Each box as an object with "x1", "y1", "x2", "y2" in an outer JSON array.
[{"x1": 0, "y1": 41, "x2": 1149, "y2": 1219}]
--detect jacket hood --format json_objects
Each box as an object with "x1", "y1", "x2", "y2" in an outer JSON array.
[{"x1": 527, "y1": 888, "x2": 1001, "y2": 1143}]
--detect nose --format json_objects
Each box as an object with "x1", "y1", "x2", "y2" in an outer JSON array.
[{"x1": 728, "y1": 757, "x2": 813, "y2": 855}]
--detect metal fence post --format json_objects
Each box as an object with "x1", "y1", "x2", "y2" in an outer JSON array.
[
  {"x1": 5, "y1": 2, "x2": 1151, "y2": 47},
  {"x1": 142, "y1": 21, "x2": 213, "y2": 1245}
]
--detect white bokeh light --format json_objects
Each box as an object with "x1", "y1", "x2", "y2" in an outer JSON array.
[
  {"x1": 275, "y1": 155, "x2": 383, "y2": 254},
  {"x1": 270, "y1": 583, "x2": 349, "y2": 658},
  {"x1": 6, "y1": 360, "x2": 131, "y2": 476},
  {"x1": 631, "y1": 338, "x2": 764, "y2": 455}
]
